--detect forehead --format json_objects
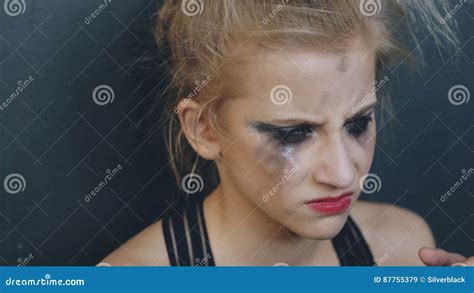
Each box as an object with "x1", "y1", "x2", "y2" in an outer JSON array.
[{"x1": 229, "y1": 42, "x2": 377, "y2": 120}]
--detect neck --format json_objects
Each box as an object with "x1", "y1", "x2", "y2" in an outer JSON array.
[{"x1": 203, "y1": 184, "x2": 331, "y2": 265}]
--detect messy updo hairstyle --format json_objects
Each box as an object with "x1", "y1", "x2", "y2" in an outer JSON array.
[{"x1": 152, "y1": 0, "x2": 457, "y2": 191}]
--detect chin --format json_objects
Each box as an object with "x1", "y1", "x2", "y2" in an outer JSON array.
[{"x1": 285, "y1": 213, "x2": 350, "y2": 240}]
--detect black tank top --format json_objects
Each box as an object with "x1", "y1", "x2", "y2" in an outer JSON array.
[{"x1": 162, "y1": 196, "x2": 376, "y2": 266}]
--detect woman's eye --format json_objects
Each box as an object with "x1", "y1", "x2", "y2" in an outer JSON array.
[
  {"x1": 273, "y1": 125, "x2": 314, "y2": 145},
  {"x1": 345, "y1": 114, "x2": 373, "y2": 137}
]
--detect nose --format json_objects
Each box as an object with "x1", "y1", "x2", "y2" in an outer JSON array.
[{"x1": 311, "y1": 133, "x2": 356, "y2": 190}]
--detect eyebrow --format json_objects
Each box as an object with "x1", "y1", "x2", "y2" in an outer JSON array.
[
  {"x1": 349, "y1": 101, "x2": 377, "y2": 119},
  {"x1": 250, "y1": 101, "x2": 377, "y2": 127}
]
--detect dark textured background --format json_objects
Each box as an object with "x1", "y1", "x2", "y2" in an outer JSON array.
[{"x1": 0, "y1": 0, "x2": 472, "y2": 265}]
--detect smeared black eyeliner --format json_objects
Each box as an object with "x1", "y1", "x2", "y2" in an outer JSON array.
[
  {"x1": 250, "y1": 109, "x2": 374, "y2": 145},
  {"x1": 251, "y1": 122, "x2": 314, "y2": 145},
  {"x1": 344, "y1": 111, "x2": 374, "y2": 137}
]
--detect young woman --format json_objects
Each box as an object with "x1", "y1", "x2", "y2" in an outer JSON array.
[{"x1": 100, "y1": 0, "x2": 473, "y2": 266}]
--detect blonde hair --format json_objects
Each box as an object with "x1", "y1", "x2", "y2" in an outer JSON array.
[{"x1": 153, "y1": 0, "x2": 457, "y2": 190}]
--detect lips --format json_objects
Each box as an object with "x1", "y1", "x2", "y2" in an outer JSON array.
[{"x1": 306, "y1": 192, "x2": 353, "y2": 215}]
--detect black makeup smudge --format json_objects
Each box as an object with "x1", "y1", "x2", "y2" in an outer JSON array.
[
  {"x1": 336, "y1": 56, "x2": 348, "y2": 73},
  {"x1": 251, "y1": 121, "x2": 315, "y2": 146},
  {"x1": 253, "y1": 137, "x2": 301, "y2": 177}
]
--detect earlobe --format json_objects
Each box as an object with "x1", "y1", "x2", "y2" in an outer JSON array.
[{"x1": 177, "y1": 98, "x2": 221, "y2": 160}]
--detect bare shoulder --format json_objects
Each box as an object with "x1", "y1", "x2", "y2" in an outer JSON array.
[
  {"x1": 97, "y1": 219, "x2": 170, "y2": 266},
  {"x1": 351, "y1": 200, "x2": 435, "y2": 266}
]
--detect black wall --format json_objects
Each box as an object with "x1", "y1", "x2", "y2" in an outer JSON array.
[{"x1": 0, "y1": 0, "x2": 473, "y2": 265}]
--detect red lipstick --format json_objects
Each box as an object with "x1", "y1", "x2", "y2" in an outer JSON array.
[{"x1": 307, "y1": 192, "x2": 353, "y2": 215}]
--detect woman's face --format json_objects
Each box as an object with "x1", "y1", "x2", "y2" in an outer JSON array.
[{"x1": 216, "y1": 42, "x2": 377, "y2": 239}]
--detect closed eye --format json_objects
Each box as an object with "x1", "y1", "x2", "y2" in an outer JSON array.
[
  {"x1": 251, "y1": 109, "x2": 374, "y2": 145},
  {"x1": 272, "y1": 124, "x2": 314, "y2": 145},
  {"x1": 344, "y1": 111, "x2": 374, "y2": 138},
  {"x1": 251, "y1": 122, "x2": 315, "y2": 146}
]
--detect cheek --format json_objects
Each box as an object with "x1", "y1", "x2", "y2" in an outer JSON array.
[
  {"x1": 255, "y1": 143, "x2": 297, "y2": 173},
  {"x1": 253, "y1": 137, "x2": 303, "y2": 180},
  {"x1": 350, "y1": 127, "x2": 377, "y2": 174},
  {"x1": 230, "y1": 133, "x2": 304, "y2": 194},
  {"x1": 220, "y1": 131, "x2": 303, "y2": 201},
  {"x1": 252, "y1": 139, "x2": 308, "y2": 201}
]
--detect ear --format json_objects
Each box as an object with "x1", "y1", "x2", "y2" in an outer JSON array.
[{"x1": 176, "y1": 98, "x2": 221, "y2": 160}]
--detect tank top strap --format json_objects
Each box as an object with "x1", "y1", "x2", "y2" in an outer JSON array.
[
  {"x1": 163, "y1": 199, "x2": 375, "y2": 266},
  {"x1": 331, "y1": 215, "x2": 376, "y2": 266},
  {"x1": 162, "y1": 197, "x2": 215, "y2": 266}
]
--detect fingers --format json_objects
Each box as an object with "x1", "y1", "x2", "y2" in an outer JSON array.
[
  {"x1": 451, "y1": 257, "x2": 474, "y2": 266},
  {"x1": 458, "y1": 256, "x2": 474, "y2": 266},
  {"x1": 418, "y1": 247, "x2": 466, "y2": 266},
  {"x1": 451, "y1": 262, "x2": 467, "y2": 266}
]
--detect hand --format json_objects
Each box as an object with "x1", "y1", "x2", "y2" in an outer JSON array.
[{"x1": 418, "y1": 247, "x2": 474, "y2": 266}]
